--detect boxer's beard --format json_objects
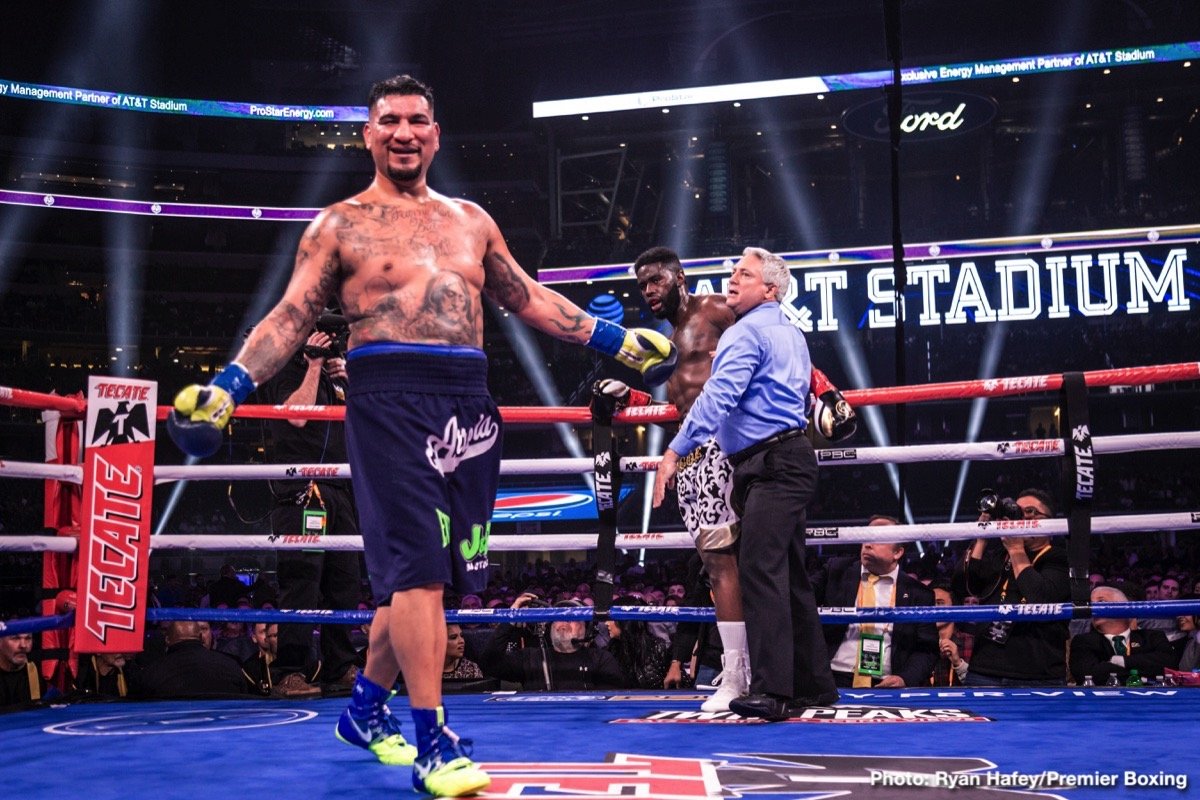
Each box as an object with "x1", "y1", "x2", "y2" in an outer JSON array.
[
  {"x1": 387, "y1": 164, "x2": 423, "y2": 183},
  {"x1": 654, "y1": 284, "x2": 682, "y2": 319}
]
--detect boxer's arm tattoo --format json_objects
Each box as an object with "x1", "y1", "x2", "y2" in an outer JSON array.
[
  {"x1": 482, "y1": 252, "x2": 531, "y2": 312},
  {"x1": 243, "y1": 248, "x2": 339, "y2": 379},
  {"x1": 542, "y1": 300, "x2": 590, "y2": 339}
]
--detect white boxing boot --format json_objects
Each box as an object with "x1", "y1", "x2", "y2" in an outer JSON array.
[{"x1": 700, "y1": 650, "x2": 750, "y2": 712}]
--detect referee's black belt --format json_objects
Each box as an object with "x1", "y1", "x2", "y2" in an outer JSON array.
[{"x1": 728, "y1": 426, "x2": 805, "y2": 466}]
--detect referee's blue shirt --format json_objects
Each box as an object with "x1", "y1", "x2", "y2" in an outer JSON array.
[{"x1": 668, "y1": 300, "x2": 811, "y2": 459}]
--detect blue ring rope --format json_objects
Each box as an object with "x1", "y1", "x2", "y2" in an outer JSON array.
[{"x1": 7, "y1": 600, "x2": 1199, "y2": 634}]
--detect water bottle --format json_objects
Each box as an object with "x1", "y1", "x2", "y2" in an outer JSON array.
[
  {"x1": 1081, "y1": 675, "x2": 1095, "y2": 687},
  {"x1": 1105, "y1": 673, "x2": 1121, "y2": 687},
  {"x1": 1125, "y1": 668, "x2": 1141, "y2": 687}
]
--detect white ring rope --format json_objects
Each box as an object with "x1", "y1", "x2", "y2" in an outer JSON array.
[
  {"x1": 0, "y1": 461, "x2": 84, "y2": 483},
  {"x1": 3, "y1": 430, "x2": 1195, "y2": 484},
  {"x1": 3, "y1": 510, "x2": 1195, "y2": 553}
]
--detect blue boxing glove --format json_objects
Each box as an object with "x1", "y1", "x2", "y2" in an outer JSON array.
[
  {"x1": 587, "y1": 319, "x2": 677, "y2": 386},
  {"x1": 166, "y1": 362, "x2": 256, "y2": 457}
]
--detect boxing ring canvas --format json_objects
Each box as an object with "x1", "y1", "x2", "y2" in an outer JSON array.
[{"x1": 6, "y1": 687, "x2": 1197, "y2": 799}]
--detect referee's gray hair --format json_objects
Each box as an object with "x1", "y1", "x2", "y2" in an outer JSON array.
[{"x1": 741, "y1": 246, "x2": 791, "y2": 295}]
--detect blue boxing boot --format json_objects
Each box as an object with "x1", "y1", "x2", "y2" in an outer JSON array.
[
  {"x1": 411, "y1": 706, "x2": 490, "y2": 797},
  {"x1": 335, "y1": 673, "x2": 417, "y2": 766}
]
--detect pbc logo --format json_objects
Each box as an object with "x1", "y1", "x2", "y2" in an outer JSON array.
[
  {"x1": 1192, "y1": 512, "x2": 1200, "y2": 524},
  {"x1": 819, "y1": 449, "x2": 858, "y2": 462},
  {"x1": 475, "y1": 752, "x2": 1056, "y2": 799},
  {"x1": 809, "y1": 527, "x2": 840, "y2": 538}
]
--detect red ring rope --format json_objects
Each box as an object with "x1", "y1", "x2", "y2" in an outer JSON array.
[{"x1": 3, "y1": 361, "x2": 1197, "y2": 424}]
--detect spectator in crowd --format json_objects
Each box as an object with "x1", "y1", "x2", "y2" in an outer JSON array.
[
  {"x1": 135, "y1": 621, "x2": 248, "y2": 698},
  {"x1": 197, "y1": 620, "x2": 214, "y2": 650},
  {"x1": 664, "y1": 555, "x2": 724, "y2": 690},
  {"x1": 255, "y1": 324, "x2": 362, "y2": 697},
  {"x1": 604, "y1": 596, "x2": 672, "y2": 690},
  {"x1": 952, "y1": 488, "x2": 1071, "y2": 686},
  {"x1": 814, "y1": 517, "x2": 938, "y2": 688},
  {"x1": 929, "y1": 581, "x2": 973, "y2": 686},
  {"x1": 442, "y1": 624, "x2": 483, "y2": 681},
  {"x1": 479, "y1": 595, "x2": 624, "y2": 690},
  {"x1": 74, "y1": 652, "x2": 137, "y2": 699},
  {"x1": 1140, "y1": 577, "x2": 1185, "y2": 644},
  {"x1": 208, "y1": 564, "x2": 249, "y2": 609},
  {"x1": 1069, "y1": 586, "x2": 1175, "y2": 685},
  {"x1": 1176, "y1": 615, "x2": 1199, "y2": 671},
  {"x1": 0, "y1": 629, "x2": 44, "y2": 707},
  {"x1": 214, "y1": 616, "x2": 257, "y2": 663},
  {"x1": 241, "y1": 621, "x2": 281, "y2": 696}
]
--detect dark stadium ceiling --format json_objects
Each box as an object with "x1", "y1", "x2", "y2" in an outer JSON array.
[{"x1": 1, "y1": 0, "x2": 1197, "y2": 135}]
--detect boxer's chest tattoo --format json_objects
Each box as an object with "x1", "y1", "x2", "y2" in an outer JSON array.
[{"x1": 337, "y1": 205, "x2": 459, "y2": 263}]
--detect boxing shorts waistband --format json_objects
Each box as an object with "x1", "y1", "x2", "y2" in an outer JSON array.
[
  {"x1": 346, "y1": 343, "x2": 488, "y2": 395},
  {"x1": 727, "y1": 426, "x2": 805, "y2": 466}
]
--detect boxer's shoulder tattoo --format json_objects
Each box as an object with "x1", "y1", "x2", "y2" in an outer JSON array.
[{"x1": 483, "y1": 251, "x2": 531, "y2": 312}]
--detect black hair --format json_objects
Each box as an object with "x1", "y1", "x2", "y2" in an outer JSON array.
[
  {"x1": 1016, "y1": 487, "x2": 1055, "y2": 516},
  {"x1": 633, "y1": 246, "x2": 682, "y2": 274},
  {"x1": 367, "y1": 74, "x2": 434, "y2": 114}
]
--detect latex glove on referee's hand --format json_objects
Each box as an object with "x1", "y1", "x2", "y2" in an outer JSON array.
[
  {"x1": 811, "y1": 367, "x2": 858, "y2": 442},
  {"x1": 589, "y1": 379, "x2": 654, "y2": 425},
  {"x1": 167, "y1": 363, "x2": 256, "y2": 458},
  {"x1": 586, "y1": 319, "x2": 677, "y2": 386}
]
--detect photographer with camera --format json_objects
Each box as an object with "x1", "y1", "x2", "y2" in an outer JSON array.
[
  {"x1": 255, "y1": 314, "x2": 362, "y2": 697},
  {"x1": 478, "y1": 593, "x2": 625, "y2": 691},
  {"x1": 951, "y1": 487, "x2": 1070, "y2": 686}
]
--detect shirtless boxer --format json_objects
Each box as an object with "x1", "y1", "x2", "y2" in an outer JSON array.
[
  {"x1": 593, "y1": 246, "x2": 855, "y2": 711},
  {"x1": 167, "y1": 75, "x2": 675, "y2": 797}
]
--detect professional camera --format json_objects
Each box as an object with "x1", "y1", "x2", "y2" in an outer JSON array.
[
  {"x1": 977, "y1": 488, "x2": 1024, "y2": 521},
  {"x1": 303, "y1": 313, "x2": 351, "y2": 360}
]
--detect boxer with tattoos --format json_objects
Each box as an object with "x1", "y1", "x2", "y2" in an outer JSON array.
[{"x1": 168, "y1": 75, "x2": 675, "y2": 796}]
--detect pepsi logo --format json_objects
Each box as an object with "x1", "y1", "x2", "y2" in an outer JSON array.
[{"x1": 493, "y1": 491, "x2": 594, "y2": 520}]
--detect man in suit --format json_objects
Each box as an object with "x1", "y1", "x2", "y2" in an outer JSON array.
[
  {"x1": 134, "y1": 621, "x2": 249, "y2": 698},
  {"x1": 1069, "y1": 586, "x2": 1175, "y2": 685},
  {"x1": 814, "y1": 516, "x2": 939, "y2": 688}
]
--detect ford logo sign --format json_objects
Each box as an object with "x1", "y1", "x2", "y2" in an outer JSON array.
[{"x1": 841, "y1": 90, "x2": 997, "y2": 142}]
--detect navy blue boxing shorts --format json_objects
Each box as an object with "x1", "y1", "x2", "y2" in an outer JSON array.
[{"x1": 345, "y1": 343, "x2": 501, "y2": 603}]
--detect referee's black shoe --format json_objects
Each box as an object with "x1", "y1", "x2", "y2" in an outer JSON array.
[{"x1": 729, "y1": 693, "x2": 791, "y2": 721}]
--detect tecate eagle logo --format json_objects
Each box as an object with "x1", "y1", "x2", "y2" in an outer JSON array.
[{"x1": 492, "y1": 492, "x2": 594, "y2": 520}]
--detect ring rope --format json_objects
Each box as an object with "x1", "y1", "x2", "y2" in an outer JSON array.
[
  {"x1": 7, "y1": 599, "x2": 1199, "y2": 638},
  {"x1": 3, "y1": 430, "x2": 1197, "y2": 485},
  {"x1": 2, "y1": 510, "x2": 1196, "y2": 553},
  {"x1": 7, "y1": 361, "x2": 1195, "y2": 425}
]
